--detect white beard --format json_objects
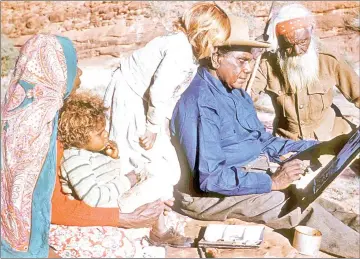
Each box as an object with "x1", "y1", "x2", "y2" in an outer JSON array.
[{"x1": 278, "y1": 39, "x2": 319, "y2": 93}]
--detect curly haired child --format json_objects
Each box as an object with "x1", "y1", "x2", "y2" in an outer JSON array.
[
  {"x1": 58, "y1": 92, "x2": 137, "y2": 207},
  {"x1": 58, "y1": 92, "x2": 192, "y2": 247}
]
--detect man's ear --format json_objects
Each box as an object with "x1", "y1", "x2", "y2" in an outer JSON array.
[{"x1": 210, "y1": 47, "x2": 221, "y2": 69}]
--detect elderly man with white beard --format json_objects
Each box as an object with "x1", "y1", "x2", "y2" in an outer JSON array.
[{"x1": 252, "y1": 4, "x2": 359, "y2": 142}]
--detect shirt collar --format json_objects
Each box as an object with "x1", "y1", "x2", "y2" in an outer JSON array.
[{"x1": 198, "y1": 67, "x2": 231, "y2": 96}]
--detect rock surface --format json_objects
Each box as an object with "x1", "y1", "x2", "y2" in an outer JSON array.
[{"x1": 1, "y1": 1, "x2": 359, "y2": 67}]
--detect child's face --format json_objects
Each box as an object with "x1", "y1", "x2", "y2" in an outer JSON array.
[{"x1": 83, "y1": 122, "x2": 109, "y2": 152}]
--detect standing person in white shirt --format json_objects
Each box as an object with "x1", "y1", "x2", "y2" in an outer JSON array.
[{"x1": 104, "y1": 2, "x2": 231, "y2": 186}]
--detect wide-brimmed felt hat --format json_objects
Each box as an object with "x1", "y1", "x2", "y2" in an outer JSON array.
[{"x1": 216, "y1": 15, "x2": 270, "y2": 48}]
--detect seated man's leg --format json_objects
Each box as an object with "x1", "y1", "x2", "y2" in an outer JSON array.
[
  {"x1": 177, "y1": 190, "x2": 359, "y2": 258},
  {"x1": 176, "y1": 190, "x2": 287, "y2": 222}
]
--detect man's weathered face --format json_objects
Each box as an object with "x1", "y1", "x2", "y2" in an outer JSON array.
[
  {"x1": 278, "y1": 27, "x2": 312, "y2": 57},
  {"x1": 213, "y1": 47, "x2": 253, "y2": 90},
  {"x1": 277, "y1": 26, "x2": 319, "y2": 92}
]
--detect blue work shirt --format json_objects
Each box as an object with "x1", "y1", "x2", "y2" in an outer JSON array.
[{"x1": 171, "y1": 67, "x2": 317, "y2": 196}]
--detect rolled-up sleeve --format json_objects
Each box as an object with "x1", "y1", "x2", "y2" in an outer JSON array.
[{"x1": 176, "y1": 105, "x2": 272, "y2": 196}]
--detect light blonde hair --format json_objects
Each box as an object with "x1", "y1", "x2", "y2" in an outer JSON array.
[
  {"x1": 174, "y1": 2, "x2": 230, "y2": 60},
  {"x1": 58, "y1": 92, "x2": 108, "y2": 149}
]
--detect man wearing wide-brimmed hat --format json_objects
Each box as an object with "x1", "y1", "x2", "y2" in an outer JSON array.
[{"x1": 171, "y1": 15, "x2": 359, "y2": 258}]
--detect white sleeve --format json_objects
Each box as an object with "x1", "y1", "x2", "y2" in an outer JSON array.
[{"x1": 146, "y1": 41, "x2": 193, "y2": 133}]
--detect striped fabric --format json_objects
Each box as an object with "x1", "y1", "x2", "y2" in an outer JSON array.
[{"x1": 60, "y1": 148, "x2": 131, "y2": 208}]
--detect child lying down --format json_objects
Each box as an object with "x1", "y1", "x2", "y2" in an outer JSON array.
[{"x1": 57, "y1": 92, "x2": 192, "y2": 247}]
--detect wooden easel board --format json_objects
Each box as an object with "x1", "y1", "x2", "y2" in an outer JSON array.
[{"x1": 290, "y1": 129, "x2": 360, "y2": 210}]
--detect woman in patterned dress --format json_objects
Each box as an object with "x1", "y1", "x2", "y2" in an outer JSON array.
[{"x1": 1, "y1": 34, "x2": 82, "y2": 257}]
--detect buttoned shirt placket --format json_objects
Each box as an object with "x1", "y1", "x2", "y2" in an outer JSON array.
[{"x1": 296, "y1": 88, "x2": 310, "y2": 139}]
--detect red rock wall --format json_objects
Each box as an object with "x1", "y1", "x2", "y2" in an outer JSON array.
[{"x1": 1, "y1": 1, "x2": 359, "y2": 63}]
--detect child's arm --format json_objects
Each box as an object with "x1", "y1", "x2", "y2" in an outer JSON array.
[{"x1": 62, "y1": 154, "x2": 132, "y2": 207}]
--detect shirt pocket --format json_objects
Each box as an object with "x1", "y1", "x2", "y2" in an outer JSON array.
[
  {"x1": 266, "y1": 80, "x2": 293, "y2": 118},
  {"x1": 220, "y1": 120, "x2": 237, "y2": 139},
  {"x1": 220, "y1": 120, "x2": 239, "y2": 147},
  {"x1": 307, "y1": 80, "x2": 334, "y2": 121}
]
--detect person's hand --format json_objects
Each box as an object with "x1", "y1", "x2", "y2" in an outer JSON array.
[
  {"x1": 118, "y1": 200, "x2": 164, "y2": 229},
  {"x1": 163, "y1": 198, "x2": 175, "y2": 216},
  {"x1": 271, "y1": 159, "x2": 306, "y2": 190},
  {"x1": 104, "y1": 140, "x2": 119, "y2": 159},
  {"x1": 125, "y1": 171, "x2": 138, "y2": 187},
  {"x1": 139, "y1": 130, "x2": 157, "y2": 150}
]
